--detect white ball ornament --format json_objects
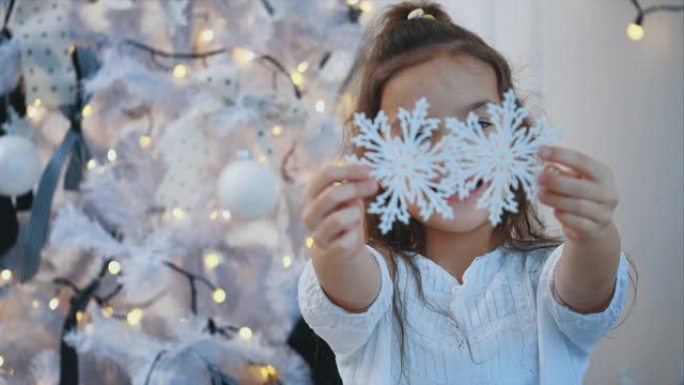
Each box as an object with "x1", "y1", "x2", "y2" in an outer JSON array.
[
  {"x1": 0, "y1": 135, "x2": 42, "y2": 196},
  {"x1": 217, "y1": 157, "x2": 279, "y2": 220}
]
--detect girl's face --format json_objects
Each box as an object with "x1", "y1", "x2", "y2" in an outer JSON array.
[{"x1": 379, "y1": 53, "x2": 500, "y2": 233}]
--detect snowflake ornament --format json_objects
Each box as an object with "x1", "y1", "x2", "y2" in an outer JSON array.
[
  {"x1": 345, "y1": 98, "x2": 454, "y2": 234},
  {"x1": 445, "y1": 89, "x2": 563, "y2": 225}
]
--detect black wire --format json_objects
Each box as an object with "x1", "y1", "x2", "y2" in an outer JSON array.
[
  {"x1": 643, "y1": 4, "x2": 684, "y2": 15},
  {"x1": 124, "y1": 39, "x2": 302, "y2": 99},
  {"x1": 2, "y1": 0, "x2": 15, "y2": 30}
]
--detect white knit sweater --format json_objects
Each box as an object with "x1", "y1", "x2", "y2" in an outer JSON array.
[{"x1": 298, "y1": 243, "x2": 629, "y2": 385}]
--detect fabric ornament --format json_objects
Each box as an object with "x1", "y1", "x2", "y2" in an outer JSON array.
[{"x1": 216, "y1": 155, "x2": 279, "y2": 220}]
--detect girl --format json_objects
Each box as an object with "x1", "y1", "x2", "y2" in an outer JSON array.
[{"x1": 298, "y1": 2, "x2": 631, "y2": 384}]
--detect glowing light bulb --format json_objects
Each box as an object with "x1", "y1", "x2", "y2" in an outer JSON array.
[
  {"x1": 204, "y1": 251, "x2": 221, "y2": 269},
  {"x1": 48, "y1": 297, "x2": 60, "y2": 310},
  {"x1": 290, "y1": 71, "x2": 304, "y2": 86},
  {"x1": 209, "y1": 210, "x2": 219, "y2": 220},
  {"x1": 81, "y1": 104, "x2": 93, "y2": 117},
  {"x1": 212, "y1": 288, "x2": 227, "y2": 303},
  {"x1": 0, "y1": 355, "x2": 4, "y2": 367},
  {"x1": 101, "y1": 306, "x2": 114, "y2": 318},
  {"x1": 315, "y1": 100, "x2": 325, "y2": 113},
  {"x1": 171, "y1": 208, "x2": 185, "y2": 220},
  {"x1": 627, "y1": 22, "x2": 644, "y2": 41},
  {"x1": 199, "y1": 29, "x2": 215, "y2": 43},
  {"x1": 258, "y1": 155, "x2": 268, "y2": 164},
  {"x1": 107, "y1": 149, "x2": 117, "y2": 162},
  {"x1": 238, "y1": 326, "x2": 253, "y2": 340},
  {"x1": 305, "y1": 237, "x2": 314, "y2": 249},
  {"x1": 139, "y1": 135, "x2": 152, "y2": 149},
  {"x1": 282, "y1": 256, "x2": 292, "y2": 268},
  {"x1": 32, "y1": 300, "x2": 41, "y2": 309},
  {"x1": 233, "y1": 47, "x2": 255, "y2": 65},
  {"x1": 127, "y1": 308, "x2": 143, "y2": 325},
  {"x1": 173, "y1": 64, "x2": 188, "y2": 78},
  {"x1": 271, "y1": 125, "x2": 283, "y2": 136},
  {"x1": 1, "y1": 269, "x2": 12, "y2": 281},
  {"x1": 221, "y1": 210, "x2": 232, "y2": 220},
  {"x1": 86, "y1": 159, "x2": 98, "y2": 170},
  {"x1": 76, "y1": 311, "x2": 84, "y2": 321},
  {"x1": 108, "y1": 260, "x2": 121, "y2": 275},
  {"x1": 296, "y1": 61, "x2": 310, "y2": 73},
  {"x1": 359, "y1": 1, "x2": 373, "y2": 12}
]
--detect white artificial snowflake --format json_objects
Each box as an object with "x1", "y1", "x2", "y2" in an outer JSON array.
[
  {"x1": 444, "y1": 89, "x2": 563, "y2": 225},
  {"x1": 345, "y1": 98, "x2": 454, "y2": 234}
]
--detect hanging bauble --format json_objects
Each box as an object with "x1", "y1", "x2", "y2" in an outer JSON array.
[
  {"x1": 0, "y1": 136, "x2": 42, "y2": 196},
  {"x1": 217, "y1": 157, "x2": 279, "y2": 220}
]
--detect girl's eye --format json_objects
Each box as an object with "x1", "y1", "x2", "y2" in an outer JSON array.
[{"x1": 478, "y1": 121, "x2": 493, "y2": 129}]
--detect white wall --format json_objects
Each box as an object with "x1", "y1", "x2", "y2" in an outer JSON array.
[{"x1": 371, "y1": 1, "x2": 684, "y2": 383}]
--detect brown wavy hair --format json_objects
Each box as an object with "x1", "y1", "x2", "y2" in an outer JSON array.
[{"x1": 341, "y1": 0, "x2": 637, "y2": 377}]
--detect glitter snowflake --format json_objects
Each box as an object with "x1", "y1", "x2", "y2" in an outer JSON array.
[
  {"x1": 444, "y1": 89, "x2": 563, "y2": 225},
  {"x1": 345, "y1": 98, "x2": 454, "y2": 234}
]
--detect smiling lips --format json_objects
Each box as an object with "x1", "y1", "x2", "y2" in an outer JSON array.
[{"x1": 448, "y1": 179, "x2": 485, "y2": 204}]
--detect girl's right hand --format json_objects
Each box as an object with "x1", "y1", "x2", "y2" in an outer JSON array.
[{"x1": 302, "y1": 163, "x2": 379, "y2": 261}]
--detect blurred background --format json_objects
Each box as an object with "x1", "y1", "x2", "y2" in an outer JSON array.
[{"x1": 0, "y1": 0, "x2": 681, "y2": 384}]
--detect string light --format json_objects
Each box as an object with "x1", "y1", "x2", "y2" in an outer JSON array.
[
  {"x1": 212, "y1": 288, "x2": 227, "y2": 303},
  {"x1": 48, "y1": 297, "x2": 60, "y2": 310},
  {"x1": 199, "y1": 29, "x2": 215, "y2": 44},
  {"x1": 347, "y1": 0, "x2": 359, "y2": 5},
  {"x1": 305, "y1": 237, "x2": 314, "y2": 249},
  {"x1": 238, "y1": 326, "x2": 253, "y2": 340},
  {"x1": 0, "y1": 355, "x2": 4, "y2": 367},
  {"x1": 282, "y1": 256, "x2": 292, "y2": 268},
  {"x1": 75, "y1": 311, "x2": 83, "y2": 321},
  {"x1": 221, "y1": 210, "x2": 232, "y2": 221},
  {"x1": 107, "y1": 260, "x2": 122, "y2": 275},
  {"x1": 0, "y1": 269, "x2": 12, "y2": 281},
  {"x1": 233, "y1": 47, "x2": 255, "y2": 65},
  {"x1": 290, "y1": 71, "x2": 304, "y2": 87},
  {"x1": 101, "y1": 306, "x2": 114, "y2": 318},
  {"x1": 139, "y1": 135, "x2": 152, "y2": 149},
  {"x1": 81, "y1": 104, "x2": 93, "y2": 117},
  {"x1": 258, "y1": 155, "x2": 268, "y2": 164},
  {"x1": 271, "y1": 125, "x2": 283, "y2": 136},
  {"x1": 173, "y1": 64, "x2": 188, "y2": 78},
  {"x1": 26, "y1": 99, "x2": 43, "y2": 120},
  {"x1": 32, "y1": 300, "x2": 41, "y2": 309},
  {"x1": 259, "y1": 364, "x2": 278, "y2": 380},
  {"x1": 209, "y1": 210, "x2": 219, "y2": 220},
  {"x1": 626, "y1": 1, "x2": 684, "y2": 42},
  {"x1": 359, "y1": 1, "x2": 373, "y2": 12},
  {"x1": 126, "y1": 308, "x2": 143, "y2": 326},
  {"x1": 86, "y1": 159, "x2": 98, "y2": 170},
  {"x1": 171, "y1": 208, "x2": 185, "y2": 220},
  {"x1": 296, "y1": 61, "x2": 310, "y2": 73},
  {"x1": 626, "y1": 22, "x2": 644, "y2": 40},
  {"x1": 315, "y1": 100, "x2": 325, "y2": 113},
  {"x1": 107, "y1": 149, "x2": 117, "y2": 162},
  {"x1": 203, "y1": 251, "x2": 221, "y2": 269}
]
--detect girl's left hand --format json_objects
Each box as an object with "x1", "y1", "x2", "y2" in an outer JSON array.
[{"x1": 536, "y1": 145, "x2": 619, "y2": 242}]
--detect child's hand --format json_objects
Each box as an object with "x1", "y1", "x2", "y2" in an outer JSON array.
[
  {"x1": 536, "y1": 146, "x2": 619, "y2": 242},
  {"x1": 302, "y1": 163, "x2": 379, "y2": 261}
]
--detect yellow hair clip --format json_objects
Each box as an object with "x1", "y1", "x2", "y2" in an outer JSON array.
[{"x1": 407, "y1": 8, "x2": 435, "y2": 20}]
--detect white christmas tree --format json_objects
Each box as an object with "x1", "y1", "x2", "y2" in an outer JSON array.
[{"x1": 0, "y1": 0, "x2": 371, "y2": 383}]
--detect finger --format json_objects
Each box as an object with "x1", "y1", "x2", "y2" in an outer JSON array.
[
  {"x1": 540, "y1": 163, "x2": 581, "y2": 179},
  {"x1": 302, "y1": 180, "x2": 377, "y2": 230},
  {"x1": 538, "y1": 189, "x2": 611, "y2": 225},
  {"x1": 325, "y1": 226, "x2": 365, "y2": 260},
  {"x1": 306, "y1": 163, "x2": 372, "y2": 201},
  {"x1": 539, "y1": 146, "x2": 608, "y2": 181},
  {"x1": 554, "y1": 209, "x2": 603, "y2": 236},
  {"x1": 311, "y1": 205, "x2": 363, "y2": 249},
  {"x1": 538, "y1": 173, "x2": 606, "y2": 202}
]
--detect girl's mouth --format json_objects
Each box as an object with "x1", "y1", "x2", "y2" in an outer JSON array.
[{"x1": 448, "y1": 179, "x2": 485, "y2": 204}]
